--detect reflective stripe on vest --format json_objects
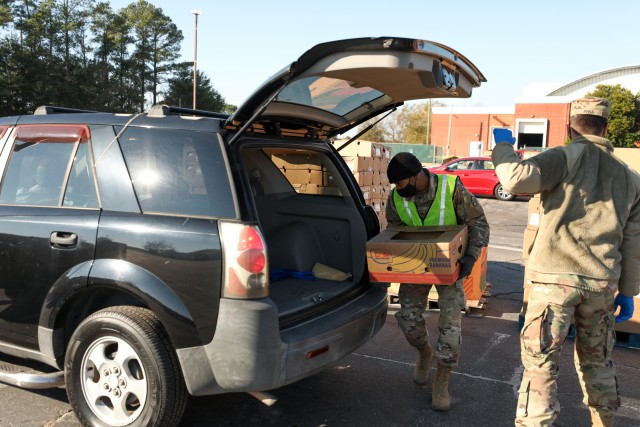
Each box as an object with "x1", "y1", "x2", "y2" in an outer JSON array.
[{"x1": 392, "y1": 174, "x2": 457, "y2": 226}]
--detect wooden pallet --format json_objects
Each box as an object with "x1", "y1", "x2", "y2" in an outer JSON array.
[{"x1": 387, "y1": 284, "x2": 490, "y2": 317}]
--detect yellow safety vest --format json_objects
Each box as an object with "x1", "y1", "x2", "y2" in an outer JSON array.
[{"x1": 392, "y1": 174, "x2": 457, "y2": 226}]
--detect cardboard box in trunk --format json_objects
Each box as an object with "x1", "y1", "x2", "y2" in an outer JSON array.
[
  {"x1": 366, "y1": 225, "x2": 468, "y2": 285},
  {"x1": 272, "y1": 153, "x2": 323, "y2": 170}
]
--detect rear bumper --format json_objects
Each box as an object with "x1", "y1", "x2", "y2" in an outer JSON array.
[{"x1": 177, "y1": 287, "x2": 388, "y2": 396}]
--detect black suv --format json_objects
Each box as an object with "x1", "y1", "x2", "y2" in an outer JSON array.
[{"x1": 0, "y1": 37, "x2": 485, "y2": 426}]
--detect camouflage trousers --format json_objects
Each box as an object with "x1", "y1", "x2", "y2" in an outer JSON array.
[
  {"x1": 395, "y1": 280, "x2": 466, "y2": 366},
  {"x1": 516, "y1": 282, "x2": 620, "y2": 427}
]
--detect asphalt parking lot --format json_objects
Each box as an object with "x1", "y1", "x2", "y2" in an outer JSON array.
[{"x1": 1, "y1": 197, "x2": 639, "y2": 426}]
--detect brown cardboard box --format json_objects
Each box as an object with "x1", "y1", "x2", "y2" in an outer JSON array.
[
  {"x1": 613, "y1": 293, "x2": 640, "y2": 334},
  {"x1": 343, "y1": 156, "x2": 372, "y2": 173},
  {"x1": 521, "y1": 263, "x2": 532, "y2": 316},
  {"x1": 463, "y1": 246, "x2": 488, "y2": 301},
  {"x1": 522, "y1": 228, "x2": 537, "y2": 260},
  {"x1": 334, "y1": 140, "x2": 389, "y2": 158},
  {"x1": 372, "y1": 171, "x2": 381, "y2": 186},
  {"x1": 371, "y1": 142, "x2": 385, "y2": 158},
  {"x1": 366, "y1": 225, "x2": 468, "y2": 285},
  {"x1": 369, "y1": 198, "x2": 383, "y2": 215},
  {"x1": 272, "y1": 153, "x2": 323, "y2": 170},
  {"x1": 378, "y1": 186, "x2": 389, "y2": 201},
  {"x1": 309, "y1": 170, "x2": 324, "y2": 185},
  {"x1": 370, "y1": 185, "x2": 387, "y2": 201},
  {"x1": 292, "y1": 184, "x2": 342, "y2": 196},
  {"x1": 360, "y1": 186, "x2": 371, "y2": 200},
  {"x1": 528, "y1": 194, "x2": 541, "y2": 221},
  {"x1": 284, "y1": 168, "x2": 311, "y2": 184},
  {"x1": 381, "y1": 158, "x2": 389, "y2": 173},
  {"x1": 373, "y1": 157, "x2": 382, "y2": 172},
  {"x1": 523, "y1": 195, "x2": 540, "y2": 259},
  {"x1": 353, "y1": 171, "x2": 373, "y2": 187},
  {"x1": 521, "y1": 196, "x2": 540, "y2": 316}
]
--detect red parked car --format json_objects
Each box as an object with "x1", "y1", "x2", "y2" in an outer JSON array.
[{"x1": 429, "y1": 156, "x2": 518, "y2": 201}]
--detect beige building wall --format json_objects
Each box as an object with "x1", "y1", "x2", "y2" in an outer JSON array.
[{"x1": 615, "y1": 148, "x2": 640, "y2": 173}]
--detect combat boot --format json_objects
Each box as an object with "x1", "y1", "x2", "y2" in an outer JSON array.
[
  {"x1": 431, "y1": 364, "x2": 452, "y2": 411},
  {"x1": 413, "y1": 343, "x2": 433, "y2": 385},
  {"x1": 590, "y1": 409, "x2": 614, "y2": 427}
]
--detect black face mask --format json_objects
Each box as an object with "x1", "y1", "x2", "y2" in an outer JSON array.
[
  {"x1": 396, "y1": 177, "x2": 417, "y2": 198},
  {"x1": 396, "y1": 184, "x2": 417, "y2": 198}
]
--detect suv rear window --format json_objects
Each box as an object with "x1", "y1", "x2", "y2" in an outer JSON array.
[
  {"x1": 118, "y1": 127, "x2": 235, "y2": 218},
  {"x1": 276, "y1": 76, "x2": 386, "y2": 116}
]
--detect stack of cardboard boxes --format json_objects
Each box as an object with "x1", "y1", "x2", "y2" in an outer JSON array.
[
  {"x1": 520, "y1": 194, "x2": 540, "y2": 317},
  {"x1": 333, "y1": 140, "x2": 392, "y2": 230},
  {"x1": 271, "y1": 153, "x2": 340, "y2": 196}
]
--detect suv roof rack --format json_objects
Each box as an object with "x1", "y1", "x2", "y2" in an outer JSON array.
[
  {"x1": 147, "y1": 104, "x2": 229, "y2": 119},
  {"x1": 34, "y1": 106, "x2": 99, "y2": 115}
]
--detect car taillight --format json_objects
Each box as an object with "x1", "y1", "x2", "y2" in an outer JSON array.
[
  {"x1": 237, "y1": 227, "x2": 266, "y2": 273},
  {"x1": 220, "y1": 222, "x2": 269, "y2": 299}
]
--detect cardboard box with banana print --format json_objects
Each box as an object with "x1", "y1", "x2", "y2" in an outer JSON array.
[{"x1": 366, "y1": 225, "x2": 468, "y2": 284}]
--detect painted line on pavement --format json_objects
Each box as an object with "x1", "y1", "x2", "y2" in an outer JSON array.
[
  {"x1": 488, "y1": 244, "x2": 522, "y2": 253},
  {"x1": 351, "y1": 352, "x2": 512, "y2": 386}
]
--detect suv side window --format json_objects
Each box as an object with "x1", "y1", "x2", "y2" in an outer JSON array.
[
  {"x1": 118, "y1": 127, "x2": 235, "y2": 218},
  {"x1": 0, "y1": 124, "x2": 98, "y2": 208},
  {"x1": 64, "y1": 142, "x2": 99, "y2": 208}
]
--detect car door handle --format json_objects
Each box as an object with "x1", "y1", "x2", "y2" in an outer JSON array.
[{"x1": 50, "y1": 232, "x2": 78, "y2": 247}]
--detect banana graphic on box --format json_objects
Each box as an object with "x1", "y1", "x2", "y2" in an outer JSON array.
[
  {"x1": 369, "y1": 242, "x2": 438, "y2": 273},
  {"x1": 366, "y1": 226, "x2": 468, "y2": 284}
]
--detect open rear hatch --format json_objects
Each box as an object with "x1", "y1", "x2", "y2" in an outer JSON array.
[
  {"x1": 225, "y1": 37, "x2": 486, "y2": 141},
  {"x1": 227, "y1": 37, "x2": 485, "y2": 323}
]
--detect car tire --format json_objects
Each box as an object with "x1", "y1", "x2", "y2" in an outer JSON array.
[
  {"x1": 65, "y1": 306, "x2": 188, "y2": 427},
  {"x1": 494, "y1": 183, "x2": 515, "y2": 201}
]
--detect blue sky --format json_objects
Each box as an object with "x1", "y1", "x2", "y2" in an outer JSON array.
[{"x1": 109, "y1": 0, "x2": 640, "y2": 108}]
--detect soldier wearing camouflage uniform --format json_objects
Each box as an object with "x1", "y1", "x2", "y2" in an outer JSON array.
[
  {"x1": 492, "y1": 97, "x2": 640, "y2": 427},
  {"x1": 385, "y1": 152, "x2": 489, "y2": 411}
]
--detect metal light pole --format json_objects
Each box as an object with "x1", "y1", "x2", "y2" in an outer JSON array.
[
  {"x1": 426, "y1": 99, "x2": 431, "y2": 145},
  {"x1": 446, "y1": 103, "x2": 453, "y2": 157},
  {"x1": 191, "y1": 9, "x2": 201, "y2": 110}
]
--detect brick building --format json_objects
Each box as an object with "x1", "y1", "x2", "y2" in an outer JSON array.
[{"x1": 430, "y1": 66, "x2": 640, "y2": 157}]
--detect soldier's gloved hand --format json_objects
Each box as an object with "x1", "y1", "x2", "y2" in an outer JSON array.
[
  {"x1": 493, "y1": 128, "x2": 516, "y2": 144},
  {"x1": 458, "y1": 254, "x2": 477, "y2": 278},
  {"x1": 614, "y1": 293, "x2": 634, "y2": 323}
]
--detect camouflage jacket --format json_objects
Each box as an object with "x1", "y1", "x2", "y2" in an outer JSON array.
[
  {"x1": 385, "y1": 169, "x2": 490, "y2": 260},
  {"x1": 492, "y1": 136, "x2": 640, "y2": 296}
]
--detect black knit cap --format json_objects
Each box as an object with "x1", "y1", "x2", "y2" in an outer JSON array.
[{"x1": 387, "y1": 152, "x2": 423, "y2": 183}]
